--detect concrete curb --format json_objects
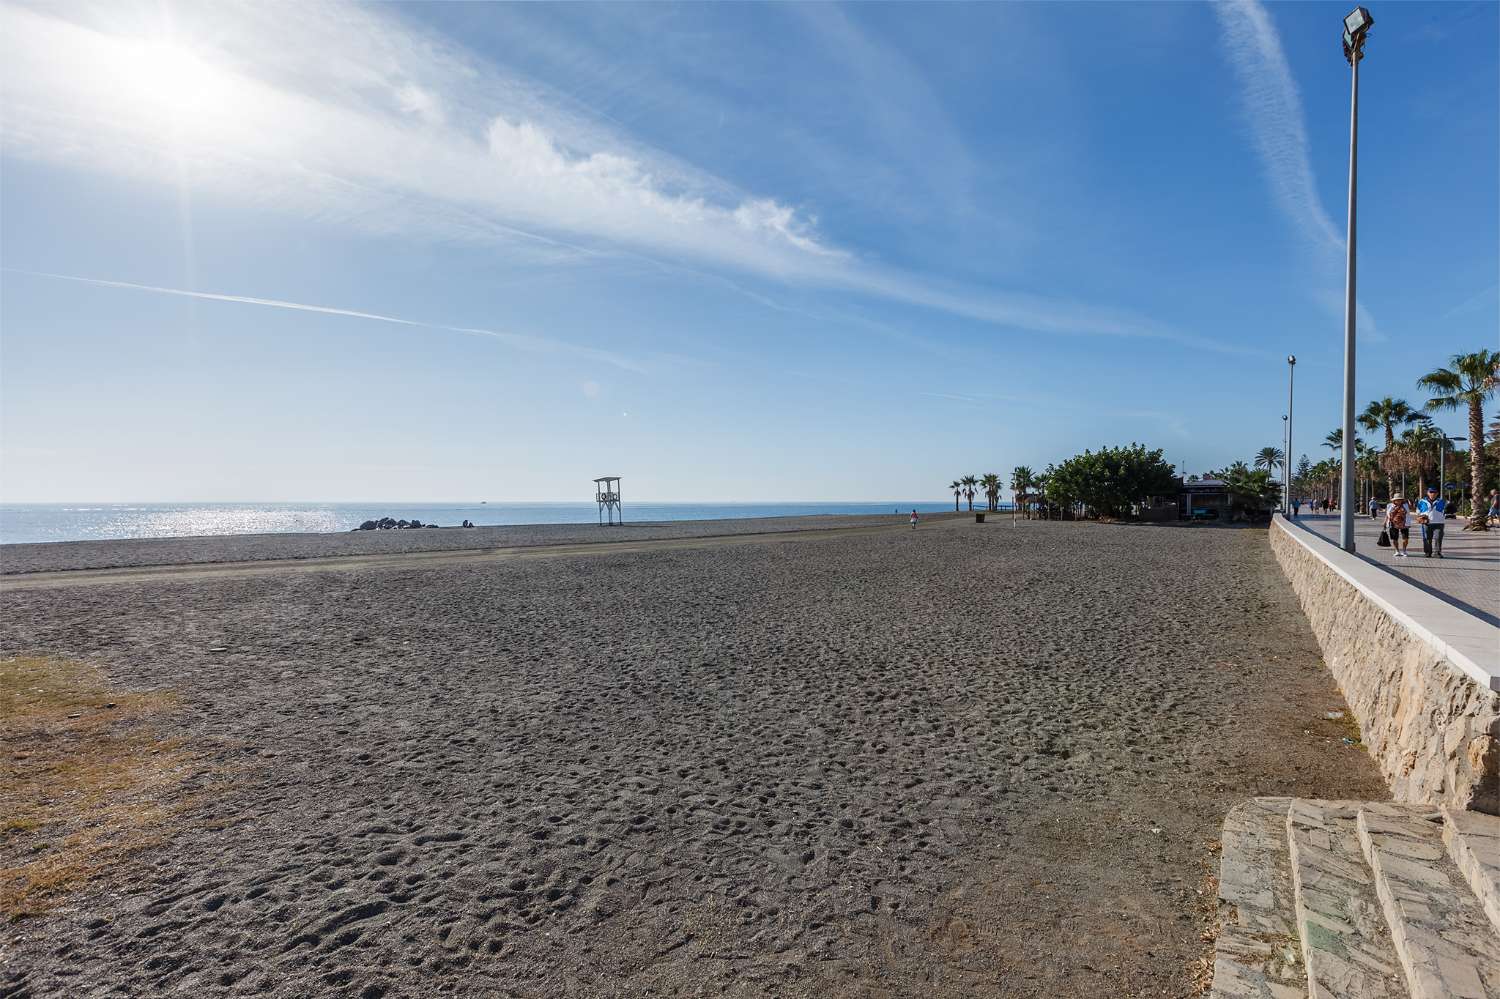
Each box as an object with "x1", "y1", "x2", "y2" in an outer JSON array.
[{"x1": 1273, "y1": 516, "x2": 1499, "y2": 693}]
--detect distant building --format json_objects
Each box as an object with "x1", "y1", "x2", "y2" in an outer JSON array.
[{"x1": 1179, "y1": 477, "x2": 1230, "y2": 521}]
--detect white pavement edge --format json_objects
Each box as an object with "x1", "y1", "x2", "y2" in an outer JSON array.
[{"x1": 1274, "y1": 516, "x2": 1500, "y2": 693}]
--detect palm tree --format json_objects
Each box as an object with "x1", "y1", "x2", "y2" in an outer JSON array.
[
  {"x1": 1359, "y1": 398, "x2": 1429, "y2": 499},
  {"x1": 1010, "y1": 465, "x2": 1034, "y2": 518},
  {"x1": 960, "y1": 475, "x2": 978, "y2": 512},
  {"x1": 1253, "y1": 446, "x2": 1284, "y2": 473},
  {"x1": 1419, "y1": 349, "x2": 1500, "y2": 531},
  {"x1": 980, "y1": 473, "x2": 1001, "y2": 512},
  {"x1": 950, "y1": 480, "x2": 962, "y2": 513},
  {"x1": 1324, "y1": 428, "x2": 1342, "y2": 456},
  {"x1": 1354, "y1": 440, "x2": 1378, "y2": 509}
]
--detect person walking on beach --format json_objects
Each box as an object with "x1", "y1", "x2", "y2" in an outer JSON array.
[
  {"x1": 1369, "y1": 496, "x2": 1380, "y2": 520},
  {"x1": 910, "y1": 509, "x2": 919, "y2": 529},
  {"x1": 1385, "y1": 494, "x2": 1411, "y2": 558},
  {"x1": 1291, "y1": 497, "x2": 1301, "y2": 518},
  {"x1": 1489, "y1": 490, "x2": 1500, "y2": 527},
  {"x1": 1417, "y1": 486, "x2": 1447, "y2": 558}
]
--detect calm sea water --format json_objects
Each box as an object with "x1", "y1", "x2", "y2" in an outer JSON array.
[{"x1": 0, "y1": 502, "x2": 964, "y2": 545}]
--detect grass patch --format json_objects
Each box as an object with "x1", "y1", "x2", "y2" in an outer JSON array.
[{"x1": 0, "y1": 656, "x2": 222, "y2": 920}]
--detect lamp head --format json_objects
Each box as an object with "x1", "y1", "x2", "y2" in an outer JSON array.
[
  {"x1": 1343, "y1": 7, "x2": 1373, "y2": 63},
  {"x1": 1288, "y1": 354, "x2": 1296, "y2": 365}
]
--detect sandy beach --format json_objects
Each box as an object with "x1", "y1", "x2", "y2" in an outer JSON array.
[{"x1": 1, "y1": 516, "x2": 1386, "y2": 998}]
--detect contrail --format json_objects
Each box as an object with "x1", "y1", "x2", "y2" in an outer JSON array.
[{"x1": 2, "y1": 269, "x2": 646, "y2": 373}]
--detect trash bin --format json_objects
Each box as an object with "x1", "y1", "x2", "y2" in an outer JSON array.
[{"x1": 975, "y1": 512, "x2": 985, "y2": 523}]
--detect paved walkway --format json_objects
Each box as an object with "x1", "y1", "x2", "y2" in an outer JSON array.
[{"x1": 1290, "y1": 512, "x2": 1500, "y2": 625}]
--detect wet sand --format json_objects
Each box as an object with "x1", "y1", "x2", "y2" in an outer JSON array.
[
  {"x1": 0, "y1": 518, "x2": 1386, "y2": 998},
  {"x1": 0, "y1": 513, "x2": 948, "y2": 575}
]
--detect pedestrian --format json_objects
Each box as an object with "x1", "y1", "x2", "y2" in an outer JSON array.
[
  {"x1": 1489, "y1": 490, "x2": 1500, "y2": 527},
  {"x1": 910, "y1": 509, "x2": 919, "y2": 529},
  {"x1": 1385, "y1": 493, "x2": 1411, "y2": 558},
  {"x1": 1291, "y1": 497, "x2": 1301, "y2": 518},
  {"x1": 1417, "y1": 486, "x2": 1447, "y2": 558},
  {"x1": 1368, "y1": 496, "x2": 1379, "y2": 520}
]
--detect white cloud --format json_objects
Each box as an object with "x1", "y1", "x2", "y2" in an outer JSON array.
[
  {"x1": 396, "y1": 83, "x2": 445, "y2": 126},
  {"x1": 7, "y1": 270, "x2": 645, "y2": 373},
  {"x1": 0, "y1": 0, "x2": 1241, "y2": 353},
  {"x1": 1215, "y1": 0, "x2": 1343, "y2": 253},
  {"x1": 1215, "y1": 0, "x2": 1381, "y2": 339}
]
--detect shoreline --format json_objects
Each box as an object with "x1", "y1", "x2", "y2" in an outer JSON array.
[{"x1": 0, "y1": 510, "x2": 974, "y2": 575}]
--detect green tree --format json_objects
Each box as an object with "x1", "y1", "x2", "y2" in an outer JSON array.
[
  {"x1": 1419, "y1": 350, "x2": 1499, "y2": 529},
  {"x1": 1032, "y1": 472, "x2": 1050, "y2": 518},
  {"x1": 1292, "y1": 454, "x2": 1313, "y2": 500},
  {"x1": 1359, "y1": 398, "x2": 1429, "y2": 498},
  {"x1": 960, "y1": 475, "x2": 978, "y2": 512},
  {"x1": 1253, "y1": 446, "x2": 1284, "y2": 473},
  {"x1": 950, "y1": 480, "x2": 962, "y2": 513},
  {"x1": 1043, "y1": 444, "x2": 1178, "y2": 520},
  {"x1": 980, "y1": 473, "x2": 1001, "y2": 512},
  {"x1": 1221, "y1": 465, "x2": 1283, "y2": 520},
  {"x1": 1010, "y1": 465, "x2": 1034, "y2": 518}
]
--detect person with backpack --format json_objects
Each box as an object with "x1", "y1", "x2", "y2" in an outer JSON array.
[
  {"x1": 1384, "y1": 494, "x2": 1411, "y2": 558},
  {"x1": 1416, "y1": 486, "x2": 1447, "y2": 558}
]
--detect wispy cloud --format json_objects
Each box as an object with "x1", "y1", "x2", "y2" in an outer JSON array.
[
  {"x1": 1214, "y1": 0, "x2": 1381, "y2": 339},
  {"x1": 0, "y1": 0, "x2": 1243, "y2": 354},
  {"x1": 1215, "y1": 0, "x2": 1343, "y2": 254},
  {"x1": 0, "y1": 2, "x2": 836, "y2": 277},
  {"x1": 1442, "y1": 282, "x2": 1498, "y2": 320},
  {"x1": 5, "y1": 270, "x2": 646, "y2": 373}
]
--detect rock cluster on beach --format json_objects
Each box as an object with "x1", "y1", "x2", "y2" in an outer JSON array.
[{"x1": 354, "y1": 518, "x2": 438, "y2": 531}]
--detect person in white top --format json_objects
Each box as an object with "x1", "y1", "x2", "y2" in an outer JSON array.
[
  {"x1": 1416, "y1": 485, "x2": 1447, "y2": 558},
  {"x1": 1385, "y1": 494, "x2": 1411, "y2": 557}
]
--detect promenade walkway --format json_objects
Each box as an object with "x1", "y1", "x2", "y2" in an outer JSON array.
[{"x1": 1290, "y1": 511, "x2": 1499, "y2": 625}]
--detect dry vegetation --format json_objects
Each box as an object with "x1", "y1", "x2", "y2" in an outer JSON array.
[{"x1": 0, "y1": 656, "x2": 218, "y2": 920}]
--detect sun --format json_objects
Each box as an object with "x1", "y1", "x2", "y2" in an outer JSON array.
[{"x1": 118, "y1": 37, "x2": 232, "y2": 120}]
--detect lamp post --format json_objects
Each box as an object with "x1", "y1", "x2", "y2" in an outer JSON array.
[
  {"x1": 1282, "y1": 415, "x2": 1290, "y2": 513},
  {"x1": 1440, "y1": 435, "x2": 1464, "y2": 502},
  {"x1": 1338, "y1": 7, "x2": 1373, "y2": 552},
  {"x1": 1285, "y1": 354, "x2": 1296, "y2": 515}
]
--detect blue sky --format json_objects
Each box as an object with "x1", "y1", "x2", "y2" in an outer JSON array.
[{"x1": 1, "y1": 0, "x2": 1495, "y2": 503}]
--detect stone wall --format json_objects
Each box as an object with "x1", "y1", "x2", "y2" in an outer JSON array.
[{"x1": 1270, "y1": 522, "x2": 1499, "y2": 814}]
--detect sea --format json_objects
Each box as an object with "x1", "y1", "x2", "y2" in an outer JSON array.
[{"x1": 0, "y1": 502, "x2": 966, "y2": 545}]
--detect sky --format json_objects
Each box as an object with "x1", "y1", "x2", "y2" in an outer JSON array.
[{"x1": 1, "y1": 0, "x2": 1496, "y2": 503}]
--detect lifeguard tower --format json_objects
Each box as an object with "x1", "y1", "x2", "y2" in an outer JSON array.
[{"x1": 593, "y1": 477, "x2": 623, "y2": 526}]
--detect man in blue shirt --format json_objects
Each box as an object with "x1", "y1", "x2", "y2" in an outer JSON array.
[{"x1": 1417, "y1": 486, "x2": 1447, "y2": 558}]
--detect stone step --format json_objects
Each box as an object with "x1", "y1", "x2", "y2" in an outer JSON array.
[
  {"x1": 1285, "y1": 799, "x2": 1408, "y2": 998},
  {"x1": 1357, "y1": 807, "x2": 1500, "y2": 998},
  {"x1": 1209, "y1": 798, "x2": 1306, "y2": 999},
  {"x1": 1443, "y1": 805, "x2": 1500, "y2": 937}
]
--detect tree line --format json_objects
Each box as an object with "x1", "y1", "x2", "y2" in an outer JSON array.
[{"x1": 1268, "y1": 349, "x2": 1497, "y2": 530}]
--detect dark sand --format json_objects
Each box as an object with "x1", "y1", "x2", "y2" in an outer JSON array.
[
  {"x1": 0, "y1": 518, "x2": 1386, "y2": 998},
  {"x1": 0, "y1": 513, "x2": 946, "y2": 575}
]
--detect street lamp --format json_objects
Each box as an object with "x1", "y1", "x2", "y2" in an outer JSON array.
[
  {"x1": 1338, "y1": 7, "x2": 1373, "y2": 553},
  {"x1": 1285, "y1": 355, "x2": 1296, "y2": 515},
  {"x1": 1440, "y1": 435, "x2": 1464, "y2": 503},
  {"x1": 1282, "y1": 415, "x2": 1290, "y2": 512}
]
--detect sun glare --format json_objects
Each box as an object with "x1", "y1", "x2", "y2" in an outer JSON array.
[{"x1": 118, "y1": 38, "x2": 231, "y2": 120}]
